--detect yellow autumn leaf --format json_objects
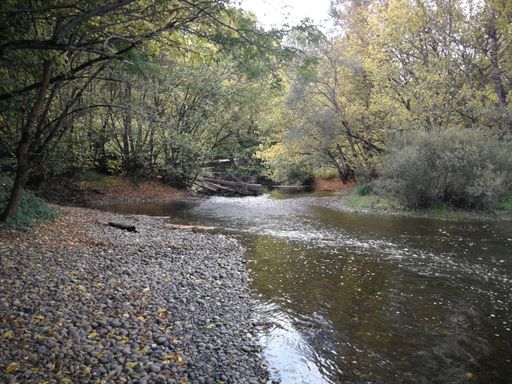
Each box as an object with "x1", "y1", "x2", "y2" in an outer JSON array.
[
  {"x1": 5, "y1": 362, "x2": 18, "y2": 374},
  {"x1": 1, "y1": 330, "x2": 14, "y2": 340},
  {"x1": 87, "y1": 332, "x2": 98, "y2": 339}
]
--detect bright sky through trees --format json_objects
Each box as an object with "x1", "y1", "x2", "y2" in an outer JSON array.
[{"x1": 240, "y1": 0, "x2": 333, "y2": 29}]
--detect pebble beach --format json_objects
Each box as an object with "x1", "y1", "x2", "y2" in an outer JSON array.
[{"x1": 0, "y1": 206, "x2": 266, "y2": 383}]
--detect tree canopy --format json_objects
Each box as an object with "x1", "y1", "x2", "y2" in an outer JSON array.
[{"x1": 1, "y1": 0, "x2": 512, "y2": 219}]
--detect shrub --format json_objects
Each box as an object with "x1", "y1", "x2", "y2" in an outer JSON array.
[
  {"x1": 314, "y1": 167, "x2": 339, "y2": 180},
  {"x1": 355, "y1": 182, "x2": 373, "y2": 196},
  {"x1": 72, "y1": 169, "x2": 106, "y2": 183},
  {"x1": 284, "y1": 164, "x2": 315, "y2": 185},
  {"x1": 497, "y1": 195, "x2": 512, "y2": 213},
  {"x1": 0, "y1": 176, "x2": 58, "y2": 231},
  {"x1": 376, "y1": 128, "x2": 512, "y2": 209}
]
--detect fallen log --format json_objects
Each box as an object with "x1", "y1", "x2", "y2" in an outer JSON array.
[
  {"x1": 195, "y1": 177, "x2": 261, "y2": 196},
  {"x1": 201, "y1": 178, "x2": 262, "y2": 191},
  {"x1": 108, "y1": 222, "x2": 137, "y2": 232},
  {"x1": 194, "y1": 180, "x2": 219, "y2": 193}
]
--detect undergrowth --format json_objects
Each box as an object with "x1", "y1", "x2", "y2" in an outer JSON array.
[
  {"x1": 0, "y1": 176, "x2": 58, "y2": 231},
  {"x1": 345, "y1": 193, "x2": 401, "y2": 210},
  {"x1": 497, "y1": 195, "x2": 512, "y2": 213}
]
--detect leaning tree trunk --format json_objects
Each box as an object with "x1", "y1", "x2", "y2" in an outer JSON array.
[
  {"x1": 1, "y1": 61, "x2": 52, "y2": 221},
  {"x1": 325, "y1": 149, "x2": 350, "y2": 185}
]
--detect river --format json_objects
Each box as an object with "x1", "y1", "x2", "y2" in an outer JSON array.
[{"x1": 94, "y1": 194, "x2": 512, "y2": 383}]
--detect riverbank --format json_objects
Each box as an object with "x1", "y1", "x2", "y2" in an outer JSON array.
[
  {"x1": 0, "y1": 206, "x2": 266, "y2": 383},
  {"x1": 35, "y1": 173, "x2": 187, "y2": 206},
  {"x1": 322, "y1": 191, "x2": 512, "y2": 221}
]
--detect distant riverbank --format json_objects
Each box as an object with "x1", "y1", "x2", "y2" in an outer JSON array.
[{"x1": 322, "y1": 191, "x2": 512, "y2": 222}]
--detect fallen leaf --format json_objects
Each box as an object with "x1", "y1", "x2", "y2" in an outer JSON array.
[
  {"x1": 1, "y1": 330, "x2": 14, "y2": 340},
  {"x1": 87, "y1": 332, "x2": 98, "y2": 339},
  {"x1": 5, "y1": 362, "x2": 18, "y2": 374}
]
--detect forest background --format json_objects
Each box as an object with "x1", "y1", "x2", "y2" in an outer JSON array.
[{"x1": 1, "y1": 0, "x2": 511, "y2": 226}]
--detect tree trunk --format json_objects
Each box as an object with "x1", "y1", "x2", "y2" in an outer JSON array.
[
  {"x1": 1, "y1": 61, "x2": 52, "y2": 221},
  {"x1": 487, "y1": 13, "x2": 507, "y2": 108},
  {"x1": 334, "y1": 161, "x2": 350, "y2": 185},
  {"x1": 326, "y1": 149, "x2": 350, "y2": 185},
  {"x1": 122, "y1": 81, "x2": 132, "y2": 173}
]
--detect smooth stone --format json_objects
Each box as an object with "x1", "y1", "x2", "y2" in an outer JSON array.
[
  {"x1": 110, "y1": 319, "x2": 122, "y2": 327},
  {"x1": 150, "y1": 364, "x2": 161, "y2": 373}
]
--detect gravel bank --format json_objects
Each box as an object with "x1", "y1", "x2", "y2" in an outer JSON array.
[{"x1": 0, "y1": 206, "x2": 266, "y2": 383}]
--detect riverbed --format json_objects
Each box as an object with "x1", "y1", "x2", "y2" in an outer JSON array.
[{"x1": 95, "y1": 194, "x2": 512, "y2": 383}]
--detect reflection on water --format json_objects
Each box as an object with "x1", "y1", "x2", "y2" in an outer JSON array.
[{"x1": 94, "y1": 195, "x2": 512, "y2": 383}]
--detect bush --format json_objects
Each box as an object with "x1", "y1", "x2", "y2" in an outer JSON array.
[
  {"x1": 72, "y1": 169, "x2": 106, "y2": 183},
  {"x1": 0, "y1": 176, "x2": 58, "y2": 231},
  {"x1": 376, "y1": 128, "x2": 512, "y2": 209},
  {"x1": 314, "y1": 167, "x2": 339, "y2": 180},
  {"x1": 355, "y1": 182, "x2": 373, "y2": 196},
  {"x1": 284, "y1": 164, "x2": 315, "y2": 185},
  {"x1": 497, "y1": 195, "x2": 512, "y2": 213}
]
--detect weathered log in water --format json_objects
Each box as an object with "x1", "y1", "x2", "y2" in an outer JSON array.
[{"x1": 194, "y1": 177, "x2": 262, "y2": 196}]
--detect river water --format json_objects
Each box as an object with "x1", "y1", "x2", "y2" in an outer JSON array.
[{"x1": 94, "y1": 194, "x2": 512, "y2": 383}]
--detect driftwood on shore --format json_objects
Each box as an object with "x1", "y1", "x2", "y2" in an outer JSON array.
[
  {"x1": 108, "y1": 222, "x2": 137, "y2": 232},
  {"x1": 164, "y1": 223, "x2": 216, "y2": 231},
  {"x1": 194, "y1": 177, "x2": 262, "y2": 196}
]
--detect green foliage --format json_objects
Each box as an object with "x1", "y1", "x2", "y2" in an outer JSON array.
[
  {"x1": 262, "y1": 0, "x2": 511, "y2": 195},
  {"x1": 72, "y1": 170, "x2": 106, "y2": 184},
  {"x1": 376, "y1": 129, "x2": 512, "y2": 209},
  {"x1": 216, "y1": 158, "x2": 265, "y2": 180},
  {"x1": 345, "y1": 194, "x2": 401, "y2": 210},
  {"x1": 355, "y1": 183, "x2": 374, "y2": 196},
  {"x1": 283, "y1": 164, "x2": 315, "y2": 185},
  {"x1": 314, "y1": 167, "x2": 339, "y2": 180},
  {"x1": 497, "y1": 195, "x2": 512, "y2": 213},
  {"x1": 0, "y1": 177, "x2": 58, "y2": 231},
  {"x1": 0, "y1": 0, "x2": 292, "y2": 218}
]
